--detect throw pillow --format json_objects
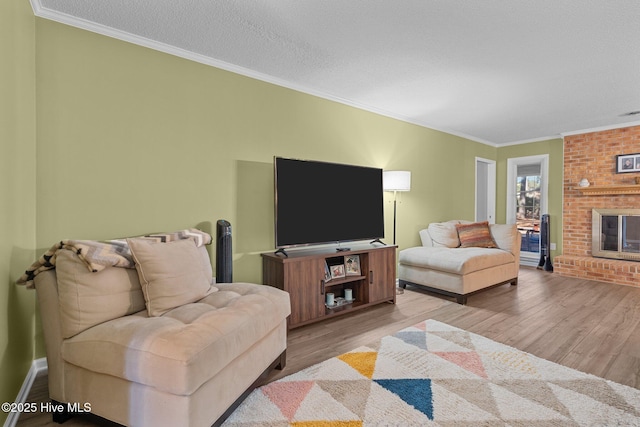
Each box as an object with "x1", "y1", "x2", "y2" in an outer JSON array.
[
  {"x1": 455, "y1": 221, "x2": 498, "y2": 248},
  {"x1": 128, "y1": 238, "x2": 216, "y2": 317},
  {"x1": 56, "y1": 249, "x2": 146, "y2": 338}
]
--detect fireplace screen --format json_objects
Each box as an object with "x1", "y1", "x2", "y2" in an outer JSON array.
[{"x1": 593, "y1": 209, "x2": 640, "y2": 261}]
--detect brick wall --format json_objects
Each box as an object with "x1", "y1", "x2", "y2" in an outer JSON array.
[{"x1": 555, "y1": 125, "x2": 640, "y2": 287}]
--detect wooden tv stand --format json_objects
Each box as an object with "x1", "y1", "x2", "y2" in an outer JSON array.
[{"x1": 262, "y1": 244, "x2": 396, "y2": 329}]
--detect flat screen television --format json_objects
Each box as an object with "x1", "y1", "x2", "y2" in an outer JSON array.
[{"x1": 274, "y1": 157, "x2": 385, "y2": 249}]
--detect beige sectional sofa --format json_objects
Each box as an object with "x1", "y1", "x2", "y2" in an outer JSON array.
[
  {"x1": 398, "y1": 220, "x2": 520, "y2": 304},
  {"x1": 28, "y1": 231, "x2": 290, "y2": 427}
]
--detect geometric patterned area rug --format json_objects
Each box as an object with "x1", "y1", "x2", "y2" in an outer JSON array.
[{"x1": 223, "y1": 319, "x2": 640, "y2": 426}]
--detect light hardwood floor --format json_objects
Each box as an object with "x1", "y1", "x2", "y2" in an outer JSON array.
[{"x1": 15, "y1": 267, "x2": 640, "y2": 426}]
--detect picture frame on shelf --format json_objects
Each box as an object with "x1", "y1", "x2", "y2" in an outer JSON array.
[
  {"x1": 330, "y1": 263, "x2": 346, "y2": 279},
  {"x1": 345, "y1": 255, "x2": 361, "y2": 276},
  {"x1": 616, "y1": 153, "x2": 640, "y2": 173},
  {"x1": 324, "y1": 261, "x2": 332, "y2": 282}
]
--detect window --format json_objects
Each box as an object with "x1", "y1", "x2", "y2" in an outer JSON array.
[{"x1": 515, "y1": 164, "x2": 541, "y2": 245}]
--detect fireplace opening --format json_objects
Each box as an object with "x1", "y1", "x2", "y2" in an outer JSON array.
[{"x1": 593, "y1": 209, "x2": 640, "y2": 261}]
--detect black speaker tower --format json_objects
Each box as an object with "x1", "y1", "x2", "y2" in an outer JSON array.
[
  {"x1": 537, "y1": 214, "x2": 553, "y2": 272},
  {"x1": 216, "y1": 219, "x2": 233, "y2": 283}
]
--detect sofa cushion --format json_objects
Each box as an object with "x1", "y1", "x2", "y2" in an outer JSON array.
[
  {"x1": 60, "y1": 282, "x2": 291, "y2": 396},
  {"x1": 456, "y1": 221, "x2": 498, "y2": 248},
  {"x1": 56, "y1": 250, "x2": 146, "y2": 339},
  {"x1": 427, "y1": 222, "x2": 461, "y2": 248},
  {"x1": 489, "y1": 223, "x2": 520, "y2": 255},
  {"x1": 399, "y1": 246, "x2": 514, "y2": 275},
  {"x1": 420, "y1": 220, "x2": 473, "y2": 247},
  {"x1": 128, "y1": 238, "x2": 217, "y2": 317}
]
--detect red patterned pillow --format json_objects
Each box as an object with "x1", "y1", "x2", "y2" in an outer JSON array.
[{"x1": 455, "y1": 221, "x2": 498, "y2": 248}]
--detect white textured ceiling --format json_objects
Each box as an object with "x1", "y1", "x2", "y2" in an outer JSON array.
[{"x1": 33, "y1": 0, "x2": 640, "y2": 145}]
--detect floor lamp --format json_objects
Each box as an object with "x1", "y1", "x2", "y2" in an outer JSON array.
[{"x1": 383, "y1": 170, "x2": 411, "y2": 294}]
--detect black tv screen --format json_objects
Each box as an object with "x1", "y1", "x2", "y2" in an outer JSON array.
[{"x1": 274, "y1": 157, "x2": 385, "y2": 249}]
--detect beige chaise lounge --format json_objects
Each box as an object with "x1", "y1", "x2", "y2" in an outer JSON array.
[
  {"x1": 398, "y1": 220, "x2": 520, "y2": 304},
  {"x1": 24, "y1": 230, "x2": 291, "y2": 427}
]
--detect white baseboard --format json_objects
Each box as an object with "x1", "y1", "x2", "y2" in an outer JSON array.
[{"x1": 3, "y1": 358, "x2": 48, "y2": 427}]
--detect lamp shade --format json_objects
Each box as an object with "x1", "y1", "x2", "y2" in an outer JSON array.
[{"x1": 383, "y1": 170, "x2": 411, "y2": 192}]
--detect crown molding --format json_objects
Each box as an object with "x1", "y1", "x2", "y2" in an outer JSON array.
[
  {"x1": 561, "y1": 120, "x2": 640, "y2": 138},
  {"x1": 29, "y1": 0, "x2": 506, "y2": 148},
  {"x1": 498, "y1": 134, "x2": 564, "y2": 147},
  {"x1": 36, "y1": 0, "x2": 631, "y2": 149}
]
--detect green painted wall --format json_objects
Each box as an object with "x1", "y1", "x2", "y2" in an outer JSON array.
[
  {"x1": 1, "y1": 5, "x2": 567, "y2": 413},
  {"x1": 0, "y1": 0, "x2": 37, "y2": 423},
  {"x1": 34, "y1": 19, "x2": 500, "y2": 274},
  {"x1": 496, "y1": 138, "x2": 565, "y2": 258}
]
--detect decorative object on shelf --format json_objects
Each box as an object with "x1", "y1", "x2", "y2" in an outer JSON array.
[
  {"x1": 326, "y1": 292, "x2": 335, "y2": 306},
  {"x1": 345, "y1": 255, "x2": 361, "y2": 276},
  {"x1": 578, "y1": 178, "x2": 590, "y2": 187},
  {"x1": 616, "y1": 153, "x2": 640, "y2": 173},
  {"x1": 330, "y1": 264, "x2": 345, "y2": 279},
  {"x1": 324, "y1": 262, "x2": 332, "y2": 282},
  {"x1": 344, "y1": 288, "x2": 353, "y2": 301},
  {"x1": 326, "y1": 297, "x2": 353, "y2": 309}
]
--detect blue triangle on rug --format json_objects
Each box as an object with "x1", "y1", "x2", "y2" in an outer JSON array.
[
  {"x1": 374, "y1": 378, "x2": 433, "y2": 419},
  {"x1": 393, "y1": 330, "x2": 428, "y2": 349}
]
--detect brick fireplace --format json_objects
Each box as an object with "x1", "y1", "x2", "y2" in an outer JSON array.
[{"x1": 554, "y1": 125, "x2": 640, "y2": 287}]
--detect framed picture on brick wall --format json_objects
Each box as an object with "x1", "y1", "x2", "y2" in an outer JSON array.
[{"x1": 616, "y1": 153, "x2": 640, "y2": 173}]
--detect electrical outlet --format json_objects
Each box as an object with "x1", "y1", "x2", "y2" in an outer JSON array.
[{"x1": 550, "y1": 243, "x2": 556, "y2": 250}]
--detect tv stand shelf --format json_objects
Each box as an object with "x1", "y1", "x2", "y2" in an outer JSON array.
[
  {"x1": 262, "y1": 244, "x2": 396, "y2": 329},
  {"x1": 325, "y1": 275, "x2": 366, "y2": 287}
]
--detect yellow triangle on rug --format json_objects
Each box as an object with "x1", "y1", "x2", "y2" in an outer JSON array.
[{"x1": 337, "y1": 352, "x2": 378, "y2": 379}]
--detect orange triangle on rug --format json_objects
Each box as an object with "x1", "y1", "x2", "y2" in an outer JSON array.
[
  {"x1": 261, "y1": 380, "x2": 315, "y2": 419},
  {"x1": 433, "y1": 351, "x2": 488, "y2": 378}
]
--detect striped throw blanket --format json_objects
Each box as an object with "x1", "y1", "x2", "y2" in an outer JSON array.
[{"x1": 16, "y1": 228, "x2": 212, "y2": 289}]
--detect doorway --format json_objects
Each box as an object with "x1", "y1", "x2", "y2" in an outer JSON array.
[
  {"x1": 506, "y1": 155, "x2": 549, "y2": 266},
  {"x1": 475, "y1": 157, "x2": 496, "y2": 224}
]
